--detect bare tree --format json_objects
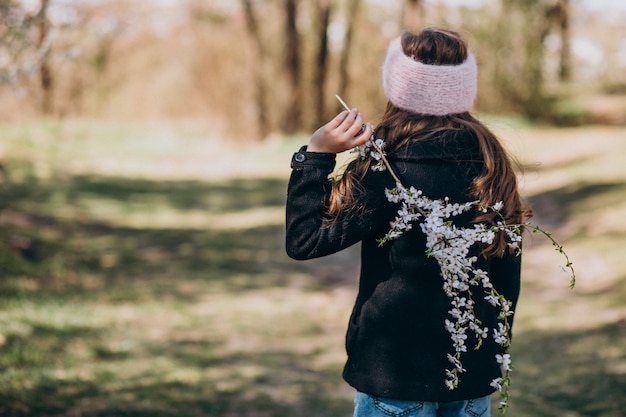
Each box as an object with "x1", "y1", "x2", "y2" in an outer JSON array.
[
  {"x1": 35, "y1": 0, "x2": 53, "y2": 114},
  {"x1": 496, "y1": 0, "x2": 554, "y2": 119},
  {"x1": 0, "y1": 0, "x2": 54, "y2": 114},
  {"x1": 282, "y1": 0, "x2": 302, "y2": 134},
  {"x1": 548, "y1": 0, "x2": 572, "y2": 82},
  {"x1": 241, "y1": 0, "x2": 270, "y2": 139},
  {"x1": 0, "y1": 0, "x2": 24, "y2": 87},
  {"x1": 313, "y1": 0, "x2": 333, "y2": 127},
  {"x1": 337, "y1": 0, "x2": 362, "y2": 107}
]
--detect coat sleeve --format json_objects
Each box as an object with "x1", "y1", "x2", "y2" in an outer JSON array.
[{"x1": 285, "y1": 147, "x2": 390, "y2": 260}]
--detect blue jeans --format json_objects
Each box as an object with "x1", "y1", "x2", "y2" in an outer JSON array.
[{"x1": 353, "y1": 392, "x2": 491, "y2": 417}]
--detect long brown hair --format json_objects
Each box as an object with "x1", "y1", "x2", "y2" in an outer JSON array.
[{"x1": 327, "y1": 28, "x2": 532, "y2": 256}]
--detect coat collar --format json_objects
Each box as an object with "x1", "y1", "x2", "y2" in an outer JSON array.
[{"x1": 385, "y1": 130, "x2": 482, "y2": 162}]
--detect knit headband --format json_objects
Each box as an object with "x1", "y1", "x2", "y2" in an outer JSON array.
[{"x1": 382, "y1": 36, "x2": 477, "y2": 116}]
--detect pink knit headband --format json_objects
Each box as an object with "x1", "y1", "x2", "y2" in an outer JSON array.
[{"x1": 382, "y1": 36, "x2": 477, "y2": 116}]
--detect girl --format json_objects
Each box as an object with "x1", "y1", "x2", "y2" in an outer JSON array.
[{"x1": 285, "y1": 28, "x2": 531, "y2": 417}]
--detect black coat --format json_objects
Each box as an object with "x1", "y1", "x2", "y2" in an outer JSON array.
[{"x1": 285, "y1": 130, "x2": 521, "y2": 402}]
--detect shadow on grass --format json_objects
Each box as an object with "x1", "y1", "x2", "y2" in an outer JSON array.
[
  {"x1": 527, "y1": 181, "x2": 626, "y2": 232},
  {"x1": 0, "y1": 171, "x2": 312, "y2": 299},
  {"x1": 1, "y1": 168, "x2": 623, "y2": 417},
  {"x1": 1, "y1": 316, "x2": 623, "y2": 417},
  {"x1": 65, "y1": 175, "x2": 289, "y2": 212},
  {"x1": 0, "y1": 348, "x2": 354, "y2": 417},
  {"x1": 1, "y1": 165, "x2": 288, "y2": 213},
  {"x1": 511, "y1": 319, "x2": 626, "y2": 417},
  {"x1": 0, "y1": 170, "x2": 357, "y2": 416}
]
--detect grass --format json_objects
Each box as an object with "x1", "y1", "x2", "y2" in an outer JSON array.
[{"x1": 0, "y1": 117, "x2": 624, "y2": 416}]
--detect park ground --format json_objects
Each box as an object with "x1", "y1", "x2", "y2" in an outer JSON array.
[{"x1": 0, "y1": 117, "x2": 624, "y2": 416}]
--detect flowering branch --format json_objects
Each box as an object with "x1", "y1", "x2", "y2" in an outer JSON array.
[
  {"x1": 529, "y1": 225, "x2": 576, "y2": 289},
  {"x1": 335, "y1": 95, "x2": 575, "y2": 413}
]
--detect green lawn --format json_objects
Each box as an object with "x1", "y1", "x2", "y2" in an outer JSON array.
[{"x1": 0, "y1": 118, "x2": 624, "y2": 416}]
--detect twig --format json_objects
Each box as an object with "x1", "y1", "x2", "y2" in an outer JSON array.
[
  {"x1": 335, "y1": 94, "x2": 403, "y2": 186},
  {"x1": 335, "y1": 94, "x2": 351, "y2": 112}
]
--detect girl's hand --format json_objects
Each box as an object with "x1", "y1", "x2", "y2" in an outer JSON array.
[{"x1": 307, "y1": 109, "x2": 373, "y2": 154}]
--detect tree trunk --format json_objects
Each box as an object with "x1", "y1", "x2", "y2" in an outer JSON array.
[
  {"x1": 338, "y1": 0, "x2": 361, "y2": 107},
  {"x1": 282, "y1": 0, "x2": 302, "y2": 134},
  {"x1": 241, "y1": 0, "x2": 270, "y2": 140},
  {"x1": 523, "y1": 1, "x2": 551, "y2": 119},
  {"x1": 36, "y1": 0, "x2": 53, "y2": 114},
  {"x1": 313, "y1": 0, "x2": 332, "y2": 127},
  {"x1": 497, "y1": 0, "x2": 551, "y2": 119},
  {"x1": 557, "y1": 0, "x2": 571, "y2": 82}
]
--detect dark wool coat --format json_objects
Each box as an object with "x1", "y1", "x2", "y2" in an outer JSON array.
[{"x1": 285, "y1": 129, "x2": 521, "y2": 402}]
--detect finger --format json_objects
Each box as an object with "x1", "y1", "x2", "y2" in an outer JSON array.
[
  {"x1": 353, "y1": 123, "x2": 373, "y2": 146},
  {"x1": 337, "y1": 108, "x2": 358, "y2": 132},
  {"x1": 337, "y1": 109, "x2": 361, "y2": 137},
  {"x1": 346, "y1": 112, "x2": 365, "y2": 137},
  {"x1": 327, "y1": 110, "x2": 350, "y2": 130}
]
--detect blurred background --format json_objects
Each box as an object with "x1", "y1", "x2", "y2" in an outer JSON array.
[
  {"x1": 0, "y1": 0, "x2": 624, "y2": 416},
  {"x1": 3, "y1": 0, "x2": 626, "y2": 134}
]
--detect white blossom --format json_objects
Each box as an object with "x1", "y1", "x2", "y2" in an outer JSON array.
[
  {"x1": 356, "y1": 137, "x2": 529, "y2": 405},
  {"x1": 379, "y1": 183, "x2": 522, "y2": 392},
  {"x1": 496, "y1": 353, "x2": 512, "y2": 371},
  {"x1": 485, "y1": 293, "x2": 500, "y2": 306},
  {"x1": 344, "y1": 103, "x2": 574, "y2": 413},
  {"x1": 353, "y1": 135, "x2": 387, "y2": 170},
  {"x1": 491, "y1": 377, "x2": 503, "y2": 391},
  {"x1": 493, "y1": 323, "x2": 509, "y2": 346}
]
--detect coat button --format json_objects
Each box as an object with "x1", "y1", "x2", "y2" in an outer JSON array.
[{"x1": 294, "y1": 152, "x2": 307, "y2": 162}]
